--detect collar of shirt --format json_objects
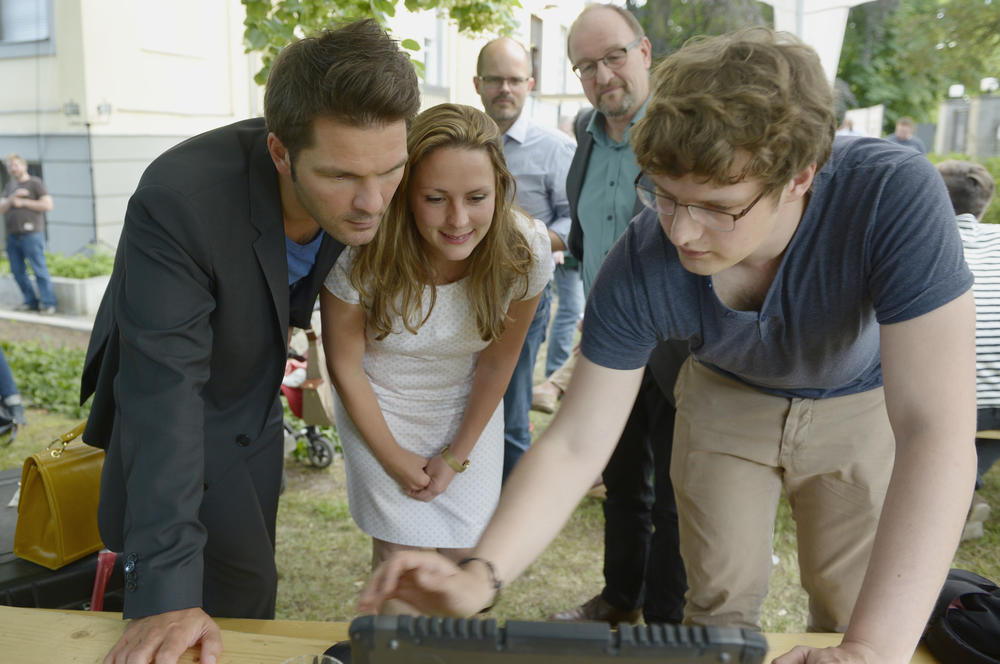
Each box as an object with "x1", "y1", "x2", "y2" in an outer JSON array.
[
  {"x1": 503, "y1": 111, "x2": 531, "y2": 145},
  {"x1": 586, "y1": 96, "x2": 650, "y2": 148}
]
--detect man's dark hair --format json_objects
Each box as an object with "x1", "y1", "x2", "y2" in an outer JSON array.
[
  {"x1": 264, "y1": 19, "x2": 420, "y2": 160},
  {"x1": 937, "y1": 160, "x2": 996, "y2": 219}
]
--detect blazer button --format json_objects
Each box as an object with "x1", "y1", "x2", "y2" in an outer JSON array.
[{"x1": 236, "y1": 434, "x2": 251, "y2": 447}]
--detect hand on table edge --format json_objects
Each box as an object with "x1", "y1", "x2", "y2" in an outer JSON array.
[
  {"x1": 771, "y1": 638, "x2": 882, "y2": 664},
  {"x1": 104, "y1": 607, "x2": 222, "y2": 664},
  {"x1": 358, "y1": 550, "x2": 496, "y2": 617}
]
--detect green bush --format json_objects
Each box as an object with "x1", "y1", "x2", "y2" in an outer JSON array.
[
  {"x1": 0, "y1": 338, "x2": 339, "y2": 445},
  {"x1": 927, "y1": 153, "x2": 1000, "y2": 225},
  {"x1": 0, "y1": 245, "x2": 114, "y2": 279},
  {"x1": 1, "y1": 340, "x2": 90, "y2": 418}
]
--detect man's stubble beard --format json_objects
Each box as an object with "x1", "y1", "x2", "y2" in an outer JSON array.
[
  {"x1": 599, "y1": 89, "x2": 635, "y2": 119},
  {"x1": 488, "y1": 96, "x2": 519, "y2": 125}
]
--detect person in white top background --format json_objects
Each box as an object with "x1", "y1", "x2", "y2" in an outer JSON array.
[{"x1": 937, "y1": 159, "x2": 999, "y2": 541}]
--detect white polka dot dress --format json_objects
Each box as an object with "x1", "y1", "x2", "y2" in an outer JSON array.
[{"x1": 324, "y1": 216, "x2": 553, "y2": 548}]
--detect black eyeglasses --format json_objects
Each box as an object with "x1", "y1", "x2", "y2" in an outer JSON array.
[
  {"x1": 634, "y1": 173, "x2": 768, "y2": 233},
  {"x1": 572, "y1": 37, "x2": 642, "y2": 80},
  {"x1": 477, "y1": 76, "x2": 531, "y2": 89}
]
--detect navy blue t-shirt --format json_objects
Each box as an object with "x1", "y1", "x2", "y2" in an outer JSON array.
[{"x1": 581, "y1": 137, "x2": 973, "y2": 398}]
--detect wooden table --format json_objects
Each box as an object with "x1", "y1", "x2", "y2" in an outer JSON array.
[{"x1": 0, "y1": 604, "x2": 940, "y2": 663}]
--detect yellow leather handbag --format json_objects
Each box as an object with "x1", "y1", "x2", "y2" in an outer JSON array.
[{"x1": 13, "y1": 423, "x2": 106, "y2": 570}]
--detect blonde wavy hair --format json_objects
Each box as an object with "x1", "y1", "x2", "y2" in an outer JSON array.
[
  {"x1": 351, "y1": 103, "x2": 534, "y2": 341},
  {"x1": 632, "y1": 27, "x2": 836, "y2": 195}
]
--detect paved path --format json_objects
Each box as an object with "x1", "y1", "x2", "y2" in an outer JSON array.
[{"x1": 0, "y1": 307, "x2": 93, "y2": 350}]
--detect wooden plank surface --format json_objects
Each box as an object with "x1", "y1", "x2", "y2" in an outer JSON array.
[
  {"x1": 1, "y1": 605, "x2": 938, "y2": 663},
  {"x1": 0, "y1": 605, "x2": 343, "y2": 663}
]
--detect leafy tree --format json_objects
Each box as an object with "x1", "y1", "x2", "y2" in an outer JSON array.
[
  {"x1": 838, "y1": 0, "x2": 1000, "y2": 132},
  {"x1": 626, "y1": 0, "x2": 771, "y2": 61},
  {"x1": 242, "y1": 0, "x2": 521, "y2": 84}
]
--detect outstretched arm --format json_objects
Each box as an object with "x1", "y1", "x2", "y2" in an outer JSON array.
[
  {"x1": 360, "y1": 357, "x2": 644, "y2": 613},
  {"x1": 775, "y1": 291, "x2": 977, "y2": 664},
  {"x1": 102, "y1": 185, "x2": 219, "y2": 663},
  {"x1": 411, "y1": 292, "x2": 542, "y2": 501},
  {"x1": 320, "y1": 286, "x2": 430, "y2": 493}
]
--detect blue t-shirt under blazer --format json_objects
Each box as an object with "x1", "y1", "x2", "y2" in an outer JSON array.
[{"x1": 581, "y1": 136, "x2": 974, "y2": 399}]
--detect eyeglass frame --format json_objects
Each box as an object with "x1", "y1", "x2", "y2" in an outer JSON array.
[
  {"x1": 476, "y1": 75, "x2": 532, "y2": 89},
  {"x1": 633, "y1": 173, "x2": 769, "y2": 233},
  {"x1": 571, "y1": 36, "x2": 643, "y2": 80}
]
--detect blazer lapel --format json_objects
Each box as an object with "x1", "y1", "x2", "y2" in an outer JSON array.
[{"x1": 248, "y1": 133, "x2": 289, "y2": 341}]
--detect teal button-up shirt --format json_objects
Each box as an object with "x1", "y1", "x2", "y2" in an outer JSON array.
[{"x1": 578, "y1": 99, "x2": 648, "y2": 295}]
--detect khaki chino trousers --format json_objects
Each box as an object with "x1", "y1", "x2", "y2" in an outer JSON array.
[{"x1": 671, "y1": 358, "x2": 895, "y2": 632}]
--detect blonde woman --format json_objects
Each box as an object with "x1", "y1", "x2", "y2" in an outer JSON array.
[{"x1": 321, "y1": 104, "x2": 552, "y2": 587}]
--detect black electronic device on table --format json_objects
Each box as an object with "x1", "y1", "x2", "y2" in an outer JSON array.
[{"x1": 345, "y1": 615, "x2": 768, "y2": 663}]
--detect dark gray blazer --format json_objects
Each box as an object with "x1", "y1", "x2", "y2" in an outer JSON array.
[
  {"x1": 80, "y1": 118, "x2": 343, "y2": 617},
  {"x1": 563, "y1": 108, "x2": 686, "y2": 401}
]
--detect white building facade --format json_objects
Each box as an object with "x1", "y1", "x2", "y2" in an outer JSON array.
[{"x1": 0, "y1": 0, "x2": 586, "y2": 255}]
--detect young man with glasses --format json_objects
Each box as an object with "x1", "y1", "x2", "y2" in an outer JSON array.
[
  {"x1": 545, "y1": 3, "x2": 689, "y2": 629},
  {"x1": 473, "y1": 37, "x2": 576, "y2": 481},
  {"x1": 361, "y1": 27, "x2": 976, "y2": 664}
]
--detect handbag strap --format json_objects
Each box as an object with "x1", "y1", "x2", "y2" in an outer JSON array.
[{"x1": 46, "y1": 421, "x2": 87, "y2": 458}]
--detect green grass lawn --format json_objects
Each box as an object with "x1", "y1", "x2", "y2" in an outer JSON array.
[{"x1": 269, "y1": 431, "x2": 1000, "y2": 631}]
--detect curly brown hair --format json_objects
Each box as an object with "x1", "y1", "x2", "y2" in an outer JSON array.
[
  {"x1": 632, "y1": 27, "x2": 835, "y2": 194},
  {"x1": 351, "y1": 104, "x2": 534, "y2": 342}
]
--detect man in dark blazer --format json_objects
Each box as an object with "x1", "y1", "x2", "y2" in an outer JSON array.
[
  {"x1": 549, "y1": 3, "x2": 688, "y2": 627},
  {"x1": 79, "y1": 20, "x2": 419, "y2": 664}
]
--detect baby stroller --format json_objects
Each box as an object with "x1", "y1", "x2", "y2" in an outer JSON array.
[{"x1": 281, "y1": 327, "x2": 337, "y2": 468}]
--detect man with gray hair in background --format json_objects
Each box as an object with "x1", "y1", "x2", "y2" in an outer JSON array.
[{"x1": 547, "y1": 3, "x2": 689, "y2": 627}]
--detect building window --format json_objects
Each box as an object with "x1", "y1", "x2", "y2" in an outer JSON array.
[
  {"x1": 560, "y1": 26, "x2": 568, "y2": 93},
  {"x1": 949, "y1": 107, "x2": 969, "y2": 154},
  {"x1": 418, "y1": 17, "x2": 449, "y2": 97},
  {"x1": 530, "y1": 15, "x2": 543, "y2": 90},
  {"x1": 423, "y1": 19, "x2": 447, "y2": 87},
  {"x1": 0, "y1": 0, "x2": 55, "y2": 57}
]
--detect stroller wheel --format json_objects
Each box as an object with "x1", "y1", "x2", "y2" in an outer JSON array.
[{"x1": 306, "y1": 431, "x2": 335, "y2": 468}]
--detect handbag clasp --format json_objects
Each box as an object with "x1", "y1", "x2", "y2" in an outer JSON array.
[{"x1": 46, "y1": 422, "x2": 87, "y2": 458}]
